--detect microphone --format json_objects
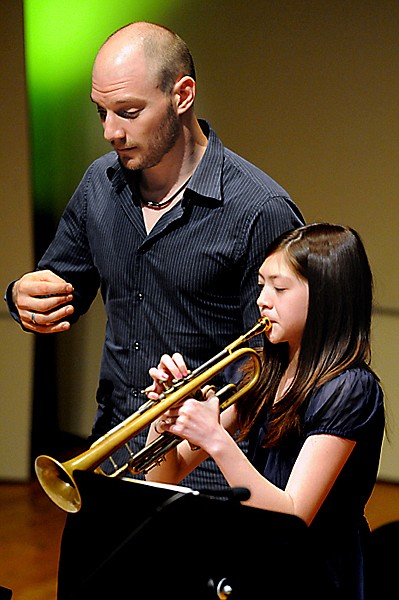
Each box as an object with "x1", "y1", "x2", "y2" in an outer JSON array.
[{"x1": 199, "y1": 486, "x2": 251, "y2": 502}]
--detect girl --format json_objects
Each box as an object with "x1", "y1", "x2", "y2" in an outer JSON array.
[{"x1": 144, "y1": 223, "x2": 385, "y2": 598}]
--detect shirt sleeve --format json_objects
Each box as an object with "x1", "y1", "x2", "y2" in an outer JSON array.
[
  {"x1": 238, "y1": 195, "x2": 305, "y2": 338},
  {"x1": 303, "y1": 368, "x2": 384, "y2": 442},
  {"x1": 3, "y1": 280, "x2": 22, "y2": 325},
  {"x1": 37, "y1": 168, "x2": 101, "y2": 322}
]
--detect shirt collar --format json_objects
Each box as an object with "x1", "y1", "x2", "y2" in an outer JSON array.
[
  {"x1": 187, "y1": 119, "x2": 223, "y2": 205},
  {"x1": 106, "y1": 119, "x2": 224, "y2": 206}
]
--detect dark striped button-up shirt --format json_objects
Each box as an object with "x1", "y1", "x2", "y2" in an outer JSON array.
[{"x1": 8, "y1": 120, "x2": 304, "y2": 490}]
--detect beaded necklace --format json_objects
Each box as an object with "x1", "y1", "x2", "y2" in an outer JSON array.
[{"x1": 139, "y1": 176, "x2": 191, "y2": 209}]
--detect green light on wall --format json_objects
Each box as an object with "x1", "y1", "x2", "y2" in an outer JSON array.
[{"x1": 23, "y1": 0, "x2": 179, "y2": 215}]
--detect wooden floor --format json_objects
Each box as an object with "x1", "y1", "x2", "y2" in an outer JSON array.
[
  {"x1": 0, "y1": 479, "x2": 66, "y2": 600},
  {"x1": 0, "y1": 478, "x2": 398, "y2": 600}
]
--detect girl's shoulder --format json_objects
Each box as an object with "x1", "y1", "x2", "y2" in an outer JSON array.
[{"x1": 304, "y1": 366, "x2": 384, "y2": 439}]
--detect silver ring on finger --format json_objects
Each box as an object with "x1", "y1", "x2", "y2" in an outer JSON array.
[{"x1": 31, "y1": 312, "x2": 36, "y2": 324}]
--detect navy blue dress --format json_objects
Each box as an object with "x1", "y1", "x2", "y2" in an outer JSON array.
[{"x1": 249, "y1": 367, "x2": 385, "y2": 599}]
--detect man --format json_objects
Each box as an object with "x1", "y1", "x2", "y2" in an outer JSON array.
[{"x1": 5, "y1": 22, "x2": 304, "y2": 491}]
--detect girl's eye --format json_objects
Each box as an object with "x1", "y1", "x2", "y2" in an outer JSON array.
[{"x1": 275, "y1": 287, "x2": 286, "y2": 293}]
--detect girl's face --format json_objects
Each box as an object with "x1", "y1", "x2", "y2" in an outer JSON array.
[{"x1": 257, "y1": 250, "x2": 309, "y2": 358}]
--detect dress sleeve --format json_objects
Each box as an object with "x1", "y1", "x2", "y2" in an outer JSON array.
[{"x1": 303, "y1": 368, "x2": 384, "y2": 442}]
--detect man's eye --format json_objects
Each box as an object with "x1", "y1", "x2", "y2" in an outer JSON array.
[
  {"x1": 96, "y1": 109, "x2": 140, "y2": 121},
  {"x1": 118, "y1": 110, "x2": 140, "y2": 119}
]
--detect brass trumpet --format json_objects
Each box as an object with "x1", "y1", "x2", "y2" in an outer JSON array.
[{"x1": 35, "y1": 317, "x2": 270, "y2": 513}]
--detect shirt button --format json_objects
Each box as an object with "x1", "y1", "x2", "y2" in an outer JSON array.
[
  {"x1": 134, "y1": 341, "x2": 140, "y2": 351},
  {"x1": 137, "y1": 292, "x2": 144, "y2": 301}
]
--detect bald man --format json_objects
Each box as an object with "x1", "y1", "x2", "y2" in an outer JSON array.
[{"x1": 5, "y1": 22, "x2": 304, "y2": 492}]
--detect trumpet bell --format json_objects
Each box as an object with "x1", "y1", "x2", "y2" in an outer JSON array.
[{"x1": 35, "y1": 455, "x2": 81, "y2": 513}]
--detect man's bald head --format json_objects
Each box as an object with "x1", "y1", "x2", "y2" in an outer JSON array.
[{"x1": 96, "y1": 21, "x2": 196, "y2": 94}]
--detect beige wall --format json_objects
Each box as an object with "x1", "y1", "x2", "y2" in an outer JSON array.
[
  {"x1": 0, "y1": 0, "x2": 34, "y2": 480},
  {"x1": 2, "y1": 1, "x2": 398, "y2": 481}
]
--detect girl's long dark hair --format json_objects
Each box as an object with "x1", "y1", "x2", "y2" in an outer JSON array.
[{"x1": 236, "y1": 223, "x2": 377, "y2": 446}]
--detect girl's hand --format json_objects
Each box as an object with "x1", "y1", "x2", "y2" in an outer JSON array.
[
  {"x1": 156, "y1": 387, "x2": 221, "y2": 452},
  {"x1": 144, "y1": 352, "x2": 189, "y2": 399}
]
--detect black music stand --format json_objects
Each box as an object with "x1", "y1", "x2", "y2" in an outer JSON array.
[
  {"x1": 57, "y1": 471, "x2": 316, "y2": 599},
  {"x1": 0, "y1": 587, "x2": 12, "y2": 600}
]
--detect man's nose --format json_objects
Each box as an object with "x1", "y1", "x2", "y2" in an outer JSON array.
[{"x1": 103, "y1": 113, "x2": 125, "y2": 142}]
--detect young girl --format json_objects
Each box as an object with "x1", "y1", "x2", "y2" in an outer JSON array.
[{"x1": 144, "y1": 223, "x2": 385, "y2": 598}]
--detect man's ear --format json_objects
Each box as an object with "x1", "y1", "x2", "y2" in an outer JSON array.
[{"x1": 173, "y1": 76, "x2": 195, "y2": 114}]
